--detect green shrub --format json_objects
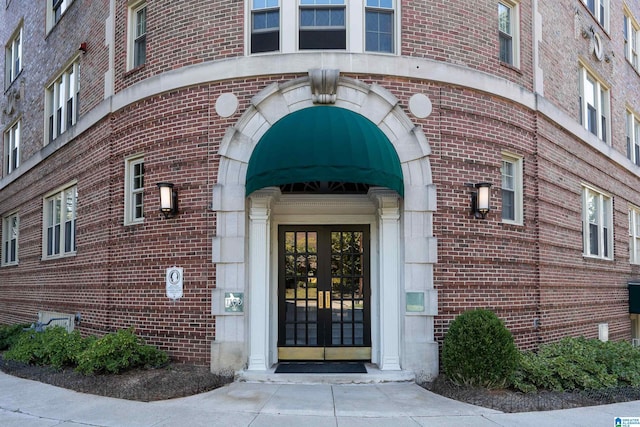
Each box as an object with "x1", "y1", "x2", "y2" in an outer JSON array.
[
  {"x1": 442, "y1": 308, "x2": 519, "y2": 389},
  {"x1": 0, "y1": 324, "x2": 29, "y2": 350},
  {"x1": 3, "y1": 330, "x2": 43, "y2": 365},
  {"x1": 75, "y1": 328, "x2": 168, "y2": 375},
  {"x1": 42, "y1": 329, "x2": 92, "y2": 369},
  {"x1": 511, "y1": 337, "x2": 640, "y2": 392},
  {"x1": 3, "y1": 327, "x2": 91, "y2": 369},
  {"x1": 3, "y1": 326, "x2": 167, "y2": 375}
]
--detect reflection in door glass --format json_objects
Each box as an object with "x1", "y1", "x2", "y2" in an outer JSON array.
[
  {"x1": 279, "y1": 226, "x2": 369, "y2": 354},
  {"x1": 331, "y1": 231, "x2": 365, "y2": 346},
  {"x1": 283, "y1": 231, "x2": 318, "y2": 346}
]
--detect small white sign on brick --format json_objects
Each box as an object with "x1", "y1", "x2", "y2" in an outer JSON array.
[{"x1": 166, "y1": 267, "x2": 183, "y2": 301}]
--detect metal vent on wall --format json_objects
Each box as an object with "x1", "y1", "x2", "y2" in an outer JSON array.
[{"x1": 37, "y1": 311, "x2": 75, "y2": 332}]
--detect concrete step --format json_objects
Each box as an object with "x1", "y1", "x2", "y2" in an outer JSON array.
[{"x1": 237, "y1": 363, "x2": 416, "y2": 384}]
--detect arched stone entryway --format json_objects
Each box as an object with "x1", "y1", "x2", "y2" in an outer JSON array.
[{"x1": 211, "y1": 72, "x2": 438, "y2": 377}]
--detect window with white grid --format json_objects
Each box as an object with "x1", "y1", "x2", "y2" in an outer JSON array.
[
  {"x1": 124, "y1": 156, "x2": 145, "y2": 225},
  {"x1": 582, "y1": 185, "x2": 612, "y2": 260},
  {"x1": 43, "y1": 184, "x2": 77, "y2": 259},
  {"x1": 1, "y1": 212, "x2": 19, "y2": 266},
  {"x1": 46, "y1": 61, "x2": 80, "y2": 143}
]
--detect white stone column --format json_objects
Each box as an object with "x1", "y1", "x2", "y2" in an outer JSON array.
[
  {"x1": 402, "y1": 184, "x2": 439, "y2": 378},
  {"x1": 247, "y1": 188, "x2": 279, "y2": 370},
  {"x1": 210, "y1": 183, "x2": 247, "y2": 372},
  {"x1": 370, "y1": 189, "x2": 401, "y2": 370}
]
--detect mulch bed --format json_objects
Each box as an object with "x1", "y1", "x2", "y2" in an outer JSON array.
[
  {"x1": 0, "y1": 356, "x2": 233, "y2": 402},
  {"x1": 3, "y1": 354, "x2": 640, "y2": 410},
  {"x1": 421, "y1": 375, "x2": 640, "y2": 413}
]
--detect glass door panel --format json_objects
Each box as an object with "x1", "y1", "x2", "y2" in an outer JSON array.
[
  {"x1": 279, "y1": 225, "x2": 370, "y2": 360},
  {"x1": 283, "y1": 230, "x2": 318, "y2": 346},
  {"x1": 330, "y1": 230, "x2": 365, "y2": 346}
]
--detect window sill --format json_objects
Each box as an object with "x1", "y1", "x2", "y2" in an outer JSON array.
[
  {"x1": 582, "y1": 254, "x2": 613, "y2": 262},
  {"x1": 48, "y1": 122, "x2": 79, "y2": 146},
  {"x1": 499, "y1": 61, "x2": 522, "y2": 74},
  {"x1": 501, "y1": 219, "x2": 524, "y2": 227},
  {"x1": 3, "y1": 167, "x2": 19, "y2": 178},
  {"x1": 625, "y1": 59, "x2": 640, "y2": 79},
  {"x1": 249, "y1": 49, "x2": 398, "y2": 57},
  {"x1": 0, "y1": 262, "x2": 18, "y2": 268},
  {"x1": 4, "y1": 70, "x2": 23, "y2": 95},
  {"x1": 364, "y1": 50, "x2": 397, "y2": 56},
  {"x1": 579, "y1": 124, "x2": 610, "y2": 147},
  {"x1": 123, "y1": 64, "x2": 146, "y2": 78},
  {"x1": 42, "y1": 252, "x2": 77, "y2": 262}
]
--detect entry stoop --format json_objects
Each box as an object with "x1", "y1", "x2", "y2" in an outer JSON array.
[{"x1": 237, "y1": 364, "x2": 415, "y2": 384}]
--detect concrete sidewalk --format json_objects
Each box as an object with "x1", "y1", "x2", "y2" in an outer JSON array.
[{"x1": 0, "y1": 371, "x2": 639, "y2": 427}]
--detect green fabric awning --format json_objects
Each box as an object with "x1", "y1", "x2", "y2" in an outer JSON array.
[{"x1": 245, "y1": 106, "x2": 404, "y2": 197}]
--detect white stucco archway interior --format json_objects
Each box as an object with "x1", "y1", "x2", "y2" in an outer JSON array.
[{"x1": 211, "y1": 71, "x2": 438, "y2": 379}]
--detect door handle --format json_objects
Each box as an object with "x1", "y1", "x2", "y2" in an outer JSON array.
[
  {"x1": 318, "y1": 291, "x2": 324, "y2": 309},
  {"x1": 325, "y1": 291, "x2": 330, "y2": 309}
]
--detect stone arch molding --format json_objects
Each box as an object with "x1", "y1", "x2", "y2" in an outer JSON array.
[
  {"x1": 215, "y1": 75, "x2": 435, "y2": 205},
  {"x1": 211, "y1": 73, "x2": 438, "y2": 376}
]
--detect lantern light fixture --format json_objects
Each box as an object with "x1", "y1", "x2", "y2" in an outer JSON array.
[
  {"x1": 471, "y1": 182, "x2": 492, "y2": 219},
  {"x1": 157, "y1": 182, "x2": 178, "y2": 219}
]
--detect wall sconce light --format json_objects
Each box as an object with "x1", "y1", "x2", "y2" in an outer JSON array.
[
  {"x1": 471, "y1": 182, "x2": 492, "y2": 219},
  {"x1": 157, "y1": 182, "x2": 178, "y2": 219},
  {"x1": 78, "y1": 42, "x2": 87, "y2": 53}
]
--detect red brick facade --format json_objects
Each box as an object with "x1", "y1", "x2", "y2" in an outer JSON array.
[{"x1": 2, "y1": 1, "x2": 640, "y2": 370}]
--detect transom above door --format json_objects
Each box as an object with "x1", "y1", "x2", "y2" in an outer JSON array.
[{"x1": 278, "y1": 225, "x2": 371, "y2": 361}]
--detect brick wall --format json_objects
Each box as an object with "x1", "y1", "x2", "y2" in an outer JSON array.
[
  {"x1": 5, "y1": 71, "x2": 636, "y2": 363},
  {"x1": 535, "y1": 116, "x2": 639, "y2": 344},
  {"x1": 0, "y1": 0, "x2": 109, "y2": 164},
  {"x1": 113, "y1": 0, "x2": 245, "y2": 93},
  {"x1": 2, "y1": 0, "x2": 640, "y2": 366},
  {"x1": 401, "y1": 0, "x2": 535, "y2": 91},
  {"x1": 426, "y1": 86, "x2": 541, "y2": 349}
]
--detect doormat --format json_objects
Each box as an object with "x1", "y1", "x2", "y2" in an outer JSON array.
[{"x1": 275, "y1": 362, "x2": 367, "y2": 374}]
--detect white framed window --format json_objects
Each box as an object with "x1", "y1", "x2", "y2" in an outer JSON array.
[
  {"x1": 627, "y1": 111, "x2": 640, "y2": 166},
  {"x1": 498, "y1": 0, "x2": 519, "y2": 67},
  {"x1": 1, "y1": 212, "x2": 19, "y2": 266},
  {"x1": 630, "y1": 206, "x2": 640, "y2": 264},
  {"x1": 124, "y1": 156, "x2": 144, "y2": 225},
  {"x1": 246, "y1": 0, "x2": 399, "y2": 55},
  {"x1": 299, "y1": 0, "x2": 346, "y2": 50},
  {"x1": 46, "y1": 60, "x2": 80, "y2": 143},
  {"x1": 501, "y1": 153, "x2": 523, "y2": 224},
  {"x1": 43, "y1": 184, "x2": 77, "y2": 259},
  {"x1": 3, "y1": 119, "x2": 20, "y2": 176},
  {"x1": 582, "y1": 185, "x2": 612, "y2": 260},
  {"x1": 251, "y1": 0, "x2": 280, "y2": 53},
  {"x1": 47, "y1": 0, "x2": 74, "y2": 31},
  {"x1": 624, "y1": 9, "x2": 640, "y2": 71},
  {"x1": 579, "y1": 65, "x2": 609, "y2": 144},
  {"x1": 127, "y1": 1, "x2": 147, "y2": 70},
  {"x1": 5, "y1": 25, "x2": 22, "y2": 87},
  {"x1": 582, "y1": 0, "x2": 608, "y2": 31},
  {"x1": 365, "y1": 0, "x2": 394, "y2": 53}
]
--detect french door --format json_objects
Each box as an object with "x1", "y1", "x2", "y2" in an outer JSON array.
[{"x1": 278, "y1": 225, "x2": 371, "y2": 361}]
